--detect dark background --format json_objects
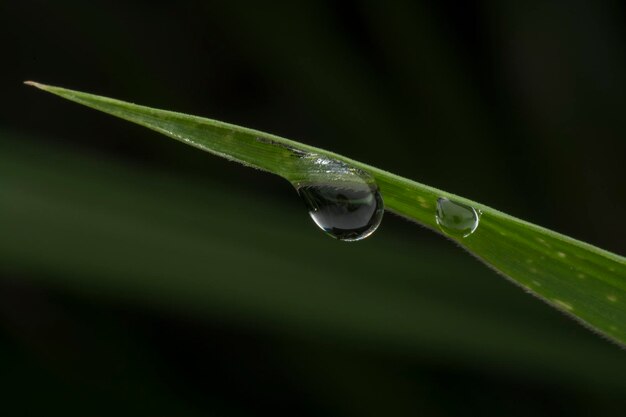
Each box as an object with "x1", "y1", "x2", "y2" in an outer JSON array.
[{"x1": 1, "y1": 1, "x2": 625, "y2": 415}]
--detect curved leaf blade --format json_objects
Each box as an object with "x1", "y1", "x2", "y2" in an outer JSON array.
[{"x1": 26, "y1": 81, "x2": 626, "y2": 345}]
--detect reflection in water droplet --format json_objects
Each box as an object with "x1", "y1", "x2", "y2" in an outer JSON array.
[
  {"x1": 293, "y1": 155, "x2": 384, "y2": 241},
  {"x1": 435, "y1": 198, "x2": 480, "y2": 238},
  {"x1": 298, "y1": 183, "x2": 384, "y2": 241}
]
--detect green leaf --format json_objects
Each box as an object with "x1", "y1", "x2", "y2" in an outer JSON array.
[
  {"x1": 4, "y1": 130, "x2": 626, "y2": 392},
  {"x1": 26, "y1": 81, "x2": 626, "y2": 345}
]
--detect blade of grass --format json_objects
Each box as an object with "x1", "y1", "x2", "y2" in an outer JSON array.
[
  {"x1": 3, "y1": 131, "x2": 626, "y2": 390},
  {"x1": 26, "y1": 81, "x2": 626, "y2": 345}
]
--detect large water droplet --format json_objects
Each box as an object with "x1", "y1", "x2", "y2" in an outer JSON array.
[
  {"x1": 436, "y1": 197, "x2": 480, "y2": 238},
  {"x1": 298, "y1": 183, "x2": 383, "y2": 241},
  {"x1": 293, "y1": 155, "x2": 383, "y2": 241}
]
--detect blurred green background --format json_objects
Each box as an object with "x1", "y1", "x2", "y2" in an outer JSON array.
[{"x1": 1, "y1": 1, "x2": 625, "y2": 415}]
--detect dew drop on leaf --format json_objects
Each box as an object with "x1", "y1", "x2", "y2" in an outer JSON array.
[
  {"x1": 436, "y1": 197, "x2": 480, "y2": 238},
  {"x1": 293, "y1": 156, "x2": 384, "y2": 241},
  {"x1": 298, "y1": 183, "x2": 383, "y2": 241}
]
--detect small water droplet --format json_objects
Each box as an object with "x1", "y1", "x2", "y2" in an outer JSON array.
[
  {"x1": 435, "y1": 198, "x2": 480, "y2": 238},
  {"x1": 293, "y1": 155, "x2": 383, "y2": 241}
]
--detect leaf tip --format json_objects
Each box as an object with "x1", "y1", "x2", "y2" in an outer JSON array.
[{"x1": 24, "y1": 80, "x2": 50, "y2": 90}]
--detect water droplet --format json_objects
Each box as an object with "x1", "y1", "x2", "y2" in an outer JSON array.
[
  {"x1": 293, "y1": 155, "x2": 383, "y2": 241},
  {"x1": 435, "y1": 198, "x2": 480, "y2": 238},
  {"x1": 298, "y1": 183, "x2": 383, "y2": 241}
]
